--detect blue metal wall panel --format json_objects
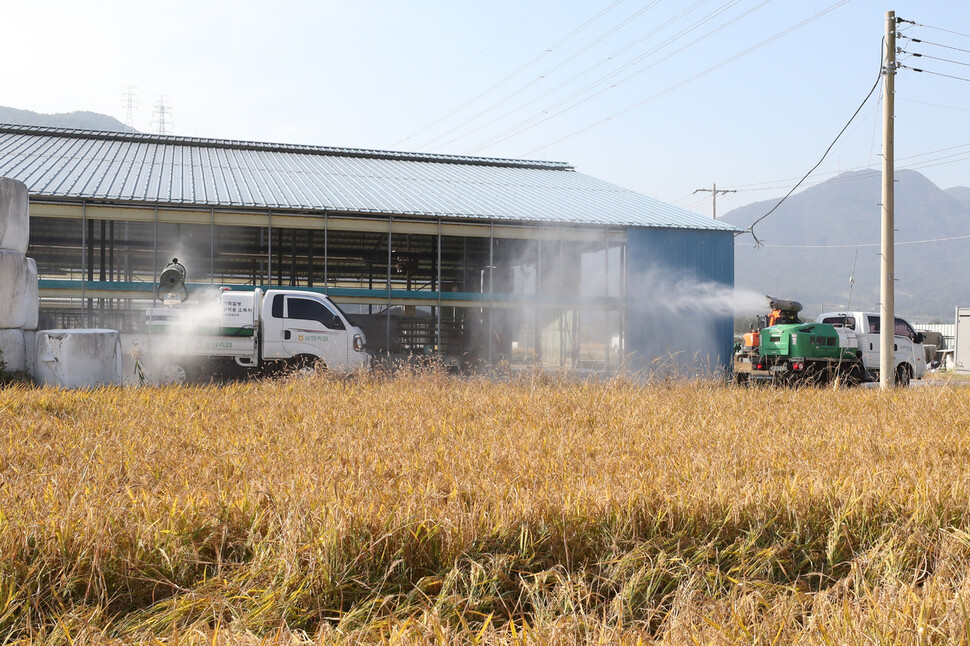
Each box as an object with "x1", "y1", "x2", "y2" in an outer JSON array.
[{"x1": 625, "y1": 227, "x2": 735, "y2": 375}]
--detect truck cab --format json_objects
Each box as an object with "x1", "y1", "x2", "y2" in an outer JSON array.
[
  {"x1": 260, "y1": 289, "x2": 368, "y2": 369},
  {"x1": 816, "y1": 311, "x2": 926, "y2": 384}
]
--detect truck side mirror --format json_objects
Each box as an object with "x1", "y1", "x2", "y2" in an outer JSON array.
[{"x1": 914, "y1": 332, "x2": 924, "y2": 344}]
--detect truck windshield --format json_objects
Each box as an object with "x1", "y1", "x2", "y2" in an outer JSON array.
[
  {"x1": 326, "y1": 298, "x2": 357, "y2": 327},
  {"x1": 821, "y1": 316, "x2": 855, "y2": 330},
  {"x1": 894, "y1": 318, "x2": 916, "y2": 340}
]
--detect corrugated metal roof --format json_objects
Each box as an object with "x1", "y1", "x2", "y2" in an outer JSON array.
[{"x1": 0, "y1": 124, "x2": 736, "y2": 231}]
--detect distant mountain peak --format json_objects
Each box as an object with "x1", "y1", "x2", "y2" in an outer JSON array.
[
  {"x1": 0, "y1": 106, "x2": 136, "y2": 133},
  {"x1": 721, "y1": 168, "x2": 970, "y2": 320}
]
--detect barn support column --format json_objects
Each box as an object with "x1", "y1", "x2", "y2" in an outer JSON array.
[
  {"x1": 80, "y1": 202, "x2": 87, "y2": 326},
  {"x1": 210, "y1": 208, "x2": 215, "y2": 284},
  {"x1": 488, "y1": 224, "x2": 494, "y2": 365},
  {"x1": 307, "y1": 230, "x2": 314, "y2": 288},
  {"x1": 559, "y1": 225, "x2": 564, "y2": 367},
  {"x1": 386, "y1": 216, "x2": 393, "y2": 352},
  {"x1": 535, "y1": 227, "x2": 542, "y2": 363},
  {"x1": 436, "y1": 218, "x2": 442, "y2": 358},
  {"x1": 152, "y1": 204, "x2": 158, "y2": 305},
  {"x1": 605, "y1": 226, "x2": 611, "y2": 367}
]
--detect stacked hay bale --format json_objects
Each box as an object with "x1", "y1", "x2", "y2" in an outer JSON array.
[
  {"x1": 1, "y1": 177, "x2": 122, "y2": 387},
  {"x1": 0, "y1": 178, "x2": 36, "y2": 376}
]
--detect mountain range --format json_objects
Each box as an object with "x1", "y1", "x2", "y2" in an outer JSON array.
[
  {"x1": 720, "y1": 169, "x2": 970, "y2": 322},
  {"x1": 0, "y1": 106, "x2": 134, "y2": 132}
]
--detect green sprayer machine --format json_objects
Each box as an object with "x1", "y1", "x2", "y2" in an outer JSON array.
[{"x1": 734, "y1": 296, "x2": 866, "y2": 385}]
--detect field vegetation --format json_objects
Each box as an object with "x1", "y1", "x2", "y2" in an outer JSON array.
[{"x1": 2, "y1": 371, "x2": 970, "y2": 644}]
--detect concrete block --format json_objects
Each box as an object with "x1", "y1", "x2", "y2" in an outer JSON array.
[
  {"x1": 0, "y1": 250, "x2": 27, "y2": 328},
  {"x1": 0, "y1": 178, "x2": 29, "y2": 254},
  {"x1": 34, "y1": 329, "x2": 123, "y2": 388},
  {"x1": 23, "y1": 257, "x2": 38, "y2": 331},
  {"x1": 0, "y1": 328, "x2": 26, "y2": 373}
]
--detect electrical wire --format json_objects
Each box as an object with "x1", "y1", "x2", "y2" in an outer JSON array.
[
  {"x1": 724, "y1": 141, "x2": 970, "y2": 192},
  {"x1": 390, "y1": 0, "x2": 553, "y2": 140},
  {"x1": 899, "y1": 97, "x2": 970, "y2": 112},
  {"x1": 897, "y1": 19, "x2": 970, "y2": 41},
  {"x1": 904, "y1": 52, "x2": 970, "y2": 68},
  {"x1": 899, "y1": 64, "x2": 970, "y2": 83},
  {"x1": 517, "y1": 1, "x2": 849, "y2": 157},
  {"x1": 764, "y1": 233, "x2": 970, "y2": 249},
  {"x1": 424, "y1": 0, "x2": 728, "y2": 151},
  {"x1": 463, "y1": 0, "x2": 760, "y2": 154},
  {"x1": 845, "y1": 85, "x2": 882, "y2": 311},
  {"x1": 899, "y1": 35, "x2": 970, "y2": 56},
  {"x1": 393, "y1": 0, "x2": 626, "y2": 147},
  {"x1": 415, "y1": 0, "x2": 667, "y2": 150},
  {"x1": 744, "y1": 46, "x2": 881, "y2": 245}
]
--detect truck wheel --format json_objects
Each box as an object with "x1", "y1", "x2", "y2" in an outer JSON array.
[
  {"x1": 833, "y1": 361, "x2": 859, "y2": 387},
  {"x1": 895, "y1": 364, "x2": 911, "y2": 387},
  {"x1": 160, "y1": 364, "x2": 187, "y2": 386},
  {"x1": 290, "y1": 354, "x2": 325, "y2": 375}
]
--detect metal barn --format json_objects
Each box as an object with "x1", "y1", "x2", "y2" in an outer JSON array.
[{"x1": 0, "y1": 125, "x2": 736, "y2": 373}]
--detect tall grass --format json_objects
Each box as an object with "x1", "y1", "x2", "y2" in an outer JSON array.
[{"x1": 2, "y1": 372, "x2": 970, "y2": 643}]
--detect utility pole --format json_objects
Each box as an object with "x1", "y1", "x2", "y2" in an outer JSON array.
[
  {"x1": 880, "y1": 10, "x2": 896, "y2": 389},
  {"x1": 693, "y1": 183, "x2": 736, "y2": 219}
]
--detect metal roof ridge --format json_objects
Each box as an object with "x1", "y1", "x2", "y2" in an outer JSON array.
[{"x1": 0, "y1": 123, "x2": 574, "y2": 171}]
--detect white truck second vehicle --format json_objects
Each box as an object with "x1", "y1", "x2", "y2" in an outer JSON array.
[
  {"x1": 132, "y1": 287, "x2": 369, "y2": 383},
  {"x1": 815, "y1": 310, "x2": 927, "y2": 385}
]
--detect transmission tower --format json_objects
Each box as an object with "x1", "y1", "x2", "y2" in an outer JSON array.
[
  {"x1": 121, "y1": 86, "x2": 138, "y2": 132},
  {"x1": 152, "y1": 96, "x2": 173, "y2": 135}
]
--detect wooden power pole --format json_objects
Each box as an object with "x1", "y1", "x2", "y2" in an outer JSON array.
[{"x1": 693, "y1": 183, "x2": 736, "y2": 219}]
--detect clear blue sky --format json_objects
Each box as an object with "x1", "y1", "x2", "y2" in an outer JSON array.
[{"x1": 4, "y1": 1, "x2": 968, "y2": 216}]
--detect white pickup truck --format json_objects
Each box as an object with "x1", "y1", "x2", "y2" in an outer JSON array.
[
  {"x1": 133, "y1": 287, "x2": 369, "y2": 383},
  {"x1": 816, "y1": 311, "x2": 927, "y2": 385}
]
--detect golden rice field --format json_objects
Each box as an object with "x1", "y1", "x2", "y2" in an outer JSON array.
[{"x1": 2, "y1": 371, "x2": 970, "y2": 644}]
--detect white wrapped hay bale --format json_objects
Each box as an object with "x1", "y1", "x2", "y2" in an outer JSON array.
[
  {"x1": 0, "y1": 328, "x2": 26, "y2": 373},
  {"x1": 33, "y1": 329, "x2": 123, "y2": 388},
  {"x1": 23, "y1": 330, "x2": 35, "y2": 377},
  {"x1": 23, "y1": 257, "x2": 38, "y2": 331},
  {"x1": 0, "y1": 178, "x2": 29, "y2": 254},
  {"x1": 0, "y1": 250, "x2": 28, "y2": 328}
]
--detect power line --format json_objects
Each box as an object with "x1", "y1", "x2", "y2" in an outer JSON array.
[
  {"x1": 897, "y1": 19, "x2": 970, "y2": 41},
  {"x1": 764, "y1": 233, "x2": 970, "y2": 249},
  {"x1": 468, "y1": 0, "x2": 775, "y2": 154},
  {"x1": 899, "y1": 64, "x2": 970, "y2": 83},
  {"x1": 844, "y1": 82, "x2": 882, "y2": 311},
  {"x1": 392, "y1": 0, "x2": 553, "y2": 140},
  {"x1": 520, "y1": 1, "x2": 849, "y2": 157},
  {"x1": 904, "y1": 52, "x2": 970, "y2": 68},
  {"x1": 393, "y1": 0, "x2": 626, "y2": 148},
  {"x1": 726, "y1": 141, "x2": 970, "y2": 192},
  {"x1": 415, "y1": 0, "x2": 666, "y2": 150},
  {"x1": 899, "y1": 35, "x2": 970, "y2": 56},
  {"x1": 745, "y1": 45, "x2": 881, "y2": 245},
  {"x1": 460, "y1": 0, "x2": 718, "y2": 148},
  {"x1": 899, "y1": 98, "x2": 970, "y2": 113}
]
